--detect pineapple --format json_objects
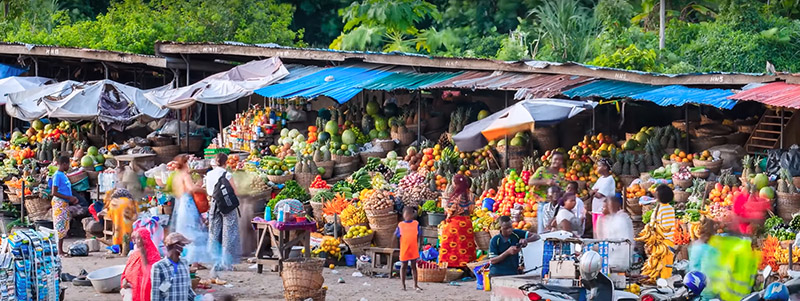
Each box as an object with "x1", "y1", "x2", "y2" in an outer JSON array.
[
  {"x1": 778, "y1": 168, "x2": 794, "y2": 194},
  {"x1": 438, "y1": 132, "x2": 452, "y2": 149},
  {"x1": 742, "y1": 155, "x2": 753, "y2": 179}
]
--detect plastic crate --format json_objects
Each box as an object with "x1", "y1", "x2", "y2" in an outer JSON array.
[{"x1": 203, "y1": 148, "x2": 231, "y2": 159}]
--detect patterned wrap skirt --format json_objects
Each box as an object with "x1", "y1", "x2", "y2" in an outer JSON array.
[
  {"x1": 51, "y1": 196, "x2": 70, "y2": 239},
  {"x1": 438, "y1": 215, "x2": 476, "y2": 268}
]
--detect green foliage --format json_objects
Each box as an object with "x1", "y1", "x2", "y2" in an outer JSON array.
[
  {"x1": 529, "y1": 0, "x2": 599, "y2": 62},
  {"x1": 588, "y1": 44, "x2": 660, "y2": 72},
  {"x1": 1, "y1": 0, "x2": 304, "y2": 54},
  {"x1": 496, "y1": 31, "x2": 529, "y2": 61},
  {"x1": 595, "y1": 0, "x2": 634, "y2": 29}
]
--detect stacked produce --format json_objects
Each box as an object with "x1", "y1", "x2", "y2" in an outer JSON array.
[
  {"x1": 363, "y1": 190, "x2": 394, "y2": 214},
  {"x1": 310, "y1": 176, "x2": 330, "y2": 189},
  {"x1": 666, "y1": 149, "x2": 693, "y2": 164},
  {"x1": 322, "y1": 194, "x2": 350, "y2": 218},
  {"x1": 340, "y1": 203, "x2": 367, "y2": 227},
  {"x1": 636, "y1": 223, "x2": 672, "y2": 282},
  {"x1": 313, "y1": 237, "x2": 342, "y2": 259},
  {"x1": 471, "y1": 208, "x2": 495, "y2": 232},
  {"x1": 398, "y1": 172, "x2": 438, "y2": 207},
  {"x1": 266, "y1": 180, "x2": 309, "y2": 216},
  {"x1": 344, "y1": 225, "x2": 372, "y2": 239},
  {"x1": 490, "y1": 170, "x2": 534, "y2": 216}
]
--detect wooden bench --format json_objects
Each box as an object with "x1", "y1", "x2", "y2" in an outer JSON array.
[{"x1": 365, "y1": 247, "x2": 400, "y2": 278}]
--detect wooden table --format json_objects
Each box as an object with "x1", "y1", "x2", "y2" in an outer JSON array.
[{"x1": 252, "y1": 220, "x2": 313, "y2": 274}]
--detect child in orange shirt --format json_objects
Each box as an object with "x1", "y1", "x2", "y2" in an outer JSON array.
[{"x1": 396, "y1": 206, "x2": 422, "y2": 291}]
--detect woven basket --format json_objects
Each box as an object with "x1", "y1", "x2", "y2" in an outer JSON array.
[
  {"x1": 187, "y1": 137, "x2": 205, "y2": 152},
  {"x1": 360, "y1": 151, "x2": 389, "y2": 164},
  {"x1": 489, "y1": 229, "x2": 500, "y2": 238},
  {"x1": 309, "y1": 188, "x2": 329, "y2": 199},
  {"x1": 417, "y1": 262, "x2": 448, "y2": 283},
  {"x1": 738, "y1": 124, "x2": 756, "y2": 134},
  {"x1": 691, "y1": 136, "x2": 727, "y2": 153},
  {"x1": 344, "y1": 233, "x2": 374, "y2": 255},
  {"x1": 662, "y1": 158, "x2": 672, "y2": 167},
  {"x1": 149, "y1": 136, "x2": 174, "y2": 147},
  {"x1": 281, "y1": 257, "x2": 325, "y2": 291},
  {"x1": 532, "y1": 126, "x2": 559, "y2": 151},
  {"x1": 524, "y1": 217, "x2": 537, "y2": 232},
  {"x1": 315, "y1": 160, "x2": 335, "y2": 179},
  {"x1": 777, "y1": 192, "x2": 800, "y2": 220},
  {"x1": 673, "y1": 178, "x2": 692, "y2": 189},
  {"x1": 84, "y1": 169, "x2": 99, "y2": 186},
  {"x1": 373, "y1": 140, "x2": 396, "y2": 152},
  {"x1": 6, "y1": 193, "x2": 20, "y2": 205},
  {"x1": 626, "y1": 198, "x2": 642, "y2": 216},
  {"x1": 24, "y1": 197, "x2": 50, "y2": 215},
  {"x1": 364, "y1": 207, "x2": 393, "y2": 217},
  {"x1": 333, "y1": 161, "x2": 359, "y2": 176},
  {"x1": 474, "y1": 231, "x2": 491, "y2": 252},
  {"x1": 444, "y1": 269, "x2": 463, "y2": 282},
  {"x1": 295, "y1": 173, "x2": 315, "y2": 191},
  {"x1": 693, "y1": 159, "x2": 723, "y2": 174},
  {"x1": 393, "y1": 131, "x2": 416, "y2": 146},
  {"x1": 284, "y1": 288, "x2": 327, "y2": 301},
  {"x1": 67, "y1": 170, "x2": 88, "y2": 184},
  {"x1": 331, "y1": 154, "x2": 358, "y2": 164},
  {"x1": 691, "y1": 170, "x2": 710, "y2": 179},
  {"x1": 153, "y1": 145, "x2": 180, "y2": 164},
  {"x1": 673, "y1": 190, "x2": 690, "y2": 203},
  {"x1": 372, "y1": 227, "x2": 397, "y2": 248},
  {"x1": 367, "y1": 211, "x2": 397, "y2": 229},
  {"x1": 620, "y1": 175, "x2": 637, "y2": 189},
  {"x1": 267, "y1": 173, "x2": 294, "y2": 184},
  {"x1": 310, "y1": 202, "x2": 324, "y2": 223}
]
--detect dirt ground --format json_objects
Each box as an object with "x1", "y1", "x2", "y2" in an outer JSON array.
[{"x1": 60, "y1": 238, "x2": 487, "y2": 301}]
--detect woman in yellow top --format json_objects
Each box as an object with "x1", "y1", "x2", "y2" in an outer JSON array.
[
  {"x1": 106, "y1": 188, "x2": 138, "y2": 256},
  {"x1": 528, "y1": 152, "x2": 566, "y2": 195},
  {"x1": 651, "y1": 184, "x2": 676, "y2": 279}
]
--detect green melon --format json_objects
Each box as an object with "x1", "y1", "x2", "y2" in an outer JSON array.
[
  {"x1": 366, "y1": 100, "x2": 380, "y2": 116},
  {"x1": 325, "y1": 120, "x2": 339, "y2": 136},
  {"x1": 87, "y1": 146, "x2": 99, "y2": 156},
  {"x1": 80, "y1": 155, "x2": 95, "y2": 167},
  {"x1": 341, "y1": 129, "x2": 356, "y2": 145}
]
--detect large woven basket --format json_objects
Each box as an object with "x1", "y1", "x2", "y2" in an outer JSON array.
[
  {"x1": 344, "y1": 233, "x2": 374, "y2": 255},
  {"x1": 309, "y1": 188, "x2": 329, "y2": 199},
  {"x1": 365, "y1": 207, "x2": 393, "y2": 217},
  {"x1": 417, "y1": 261, "x2": 448, "y2": 283},
  {"x1": 331, "y1": 154, "x2": 358, "y2": 164},
  {"x1": 777, "y1": 192, "x2": 800, "y2": 220},
  {"x1": 284, "y1": 288, "x2": 327, "y2": 301},
  {"x1": 489, "y1": 229, "x2": 500, "y2": 238},
  {"x1": 620, "y1": 175, "x2": 637, "y2": 189},
  {"x1": 67, "y1": 170, "x2": 88, "y2": 184},
  {"x1": 474, "y1": 231, "x2": 491, "y2": 252},
  {"x1": 691, "y1": 136, "x2": 727, "y2": 153},
  {"x1": 532, "y1": 126, "x2": 558, "y2": 151},
  {"x1": 24, "y1": 197, "x2": 50, "y2": 216},
  {"x1": 524, "y1": 217, "x2": 537, "y2": 233},
  {"x1": 393, "y1": 131, "x2": 416, "y2": 146},
  {"x1": 444, "y1": 269, "x2": 463, "y2": 282},
  {"x1": 153, "y1": 145, "x2": 180, "y2": 164},
  {"x1": 187, "y1": 137, "x2": 205, "y2": 153},
  {"x1": 6, "y1": 193, "x2": 20, "y2": 205},
  {"x1": 626, "y1": 198, "x2": 642, "y2": 216},
  {"x1": 367, "y1": 211, "x2": 397, "y2": 229},
  {"x1": 373, "y1": 139, "x2": 396, "y2": 151},
  {"x1": 295, "y1": 173, "x2": 315, "y2": 191},
  {"x1": 267, "y1": 173, "x2": 294, "y2": 184},
  {"x1": 693, "y1": 159, "x2": 723, "y2": 174},
  {"x1": 673, "y1": 190, "x2": 690, "y2": 203},
  {"x1": 673, "y1": 178, "x2": 692, "y2": 189},
  {"x1": 372, "y1": 227, "x2": 397, "y2": 248},
  {"x1": 360, "y1": 151, "x2": 389, "y2": 164},
  {"x1": 149, "y1": 136, "x2": 174, "y2": 147},
  {"x1": 333, "y1": 161, "x2": 359, "y2": 176},
  {"x1": 315, "y1": 160, "x2": 335, "y2": 179},
  {"x1": 310, "y1": 202, "x2": 324, "y2": 223},
  {"x1": 281, "y1": 258, "x2": 325, "y2": 291}
]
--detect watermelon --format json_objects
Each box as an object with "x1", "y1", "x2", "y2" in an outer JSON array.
[
  {"x1": 80, "y1": 155, "x2": 95, "y2": 167},
  {"x1": 318, "y1": 132, "x2": 331, "y2": 143},
  {"x1": 331, "y1": 134, "x2": 342, "y2": 144},
  {"x1": 369, "y1": 129, "x2": 379, "y2": 139},
  {"x1": 366, "y1": 100, "x2": 380, "y2": 116},
  {"x1": 87, "y1": 146, "x2": 99, "y2": 156},
  {"x1": 377, "y1": 130, "x2": 390, "y2": 139},
  {"x1": 325, "y1": 120, "x2": 339, "y2": 136},
  {"x1": 342, "y1": 130, "x2": 356, "y2": 145},
  {"x1": 510, "y1": 137, "x2": 524, "y2": 146},
  {"x1": 374, "y1": 116, "x2": 388, "y2": 132},
  {"x1": 383, "y1": 103, "x2": 398, "y2": 117},
  {"x1": 94, "y1": 154, "x2": 105, "y2": 164}
]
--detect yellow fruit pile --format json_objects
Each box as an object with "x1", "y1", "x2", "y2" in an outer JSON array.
[
  {"x1": 471, "y1": 208, "x2": 494, "y2": 232},
  {"x1": 688, "y1": 221, "x2": 702, "y2": 241},
  {"x1": 625, "y1": 283, "x2": 641, "y2": 295},
  {"x1": 344, "y1": 225, "x2": 373, "y2": 239},
  {"x1": 636, "y1": 223, "x2": 670, "y2": 282},
  {"x1": 340, "y1": 204, "x2": 367, "y2": 227},
  {"x1": 313, "y1": 238, "x2": 342, "y2": 258},
  {"x1": 773, "y1": 246, "x2": 800, "y2": 264}
]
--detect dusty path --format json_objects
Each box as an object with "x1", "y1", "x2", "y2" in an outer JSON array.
[{"x1": 60, "y1": 239, "x2": 488, "y2": 301}]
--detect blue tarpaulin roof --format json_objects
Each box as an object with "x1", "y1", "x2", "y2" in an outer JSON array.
[
  {"x1": 0, "y1": 64, "x2": 27, "y2": 79},
  {"x1": 562, "y1": 80, "x2": 661, "y2": 99},
  {"x1": 629, "y1": 85, "x2": 737, "y2": 109},
  {"x1": 254, "y1": 65, "x2": 394, "y2": 104},
  {"x1": 359, "y1": 71, "x2": 462, "y2": 91}
]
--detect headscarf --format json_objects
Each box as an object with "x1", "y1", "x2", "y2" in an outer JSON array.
[
  {"x1": 121, "y1": 228, "x2": 162, "y2": 301},
  {"x1": 450, "y1": 174, "x2": 470, "y2": 198}
]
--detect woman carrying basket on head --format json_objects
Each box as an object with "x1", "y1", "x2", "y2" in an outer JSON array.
[{"x1": 439, "y1": 174, "x2": 476, "y2": 268}]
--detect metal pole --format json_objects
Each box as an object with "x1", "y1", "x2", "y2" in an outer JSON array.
[
  {"x1": 218, "y1": 105, "x2": 224, "y2": 146},
  {"x1": 659, "y1": 0, "x2": 665, "y2": 49},
  {"x1": 780, "y1": 108, "x2": 785, "y2": 149},
  {"x1": 684, "y1": 106, "x2": 690, "y2": 151},
  {"x1": 185, "y1": 108, "x2": 190, "y2": 153},
  {"x1": 504, "y1": 92, "x2": 509, "y2": 169},
  {"x1": 416, "y1": 91, "x2": 421, "y2": 144},
  {"x1": 20, "y1": 178, "x2": 24, "y2": 226}
]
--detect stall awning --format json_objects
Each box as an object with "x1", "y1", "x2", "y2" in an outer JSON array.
[
  {"x1": 0, "y1": 77, "x2": 53, "y2": 105},
  {"x1": 420, "y1": 71, "x2": 591, "y2": 97},
  {"x1": 511, "y1": 74, "x2": 593, "y2": 99},
  {"x1": 561, "y1": 80, "x2": 662, "y2": 99},
  {"x1": 629, "y1": 85, "x2": 737, "y2": 109},
  {"x1": 254, "y1": 65, "x2": 395, "y2": 104},
  {"x1": 0, "y1": 63, "x2": 27, "y2": 79},
  {"x1": 280, "y1": 65, "x2": 326, "y2": 84},
  {"x1": 359, "y1": 71, "x2": 462, "y2": 91},
  {"x1": 728, "y1": 82, "x2": 800, "y2": 109}
]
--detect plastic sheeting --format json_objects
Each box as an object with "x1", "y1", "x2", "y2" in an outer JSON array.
[
  {"x1": 561, "y1": 80, "x2": 662, "y2": 99},
  {"x1": 0, "y1": 63, "x2": 28, "y2": 79},
  {"x1": 0, "y1": 76, "x2": 52, "y2": 105},
  {"x1": 146, "y1": 57, "x2": 289, "y2": 109},
  {"x1": 254, "y1": 64, "x2": 395, "y2": 104},
  {"x1": 629, "y1": 85, "x2": 737, "y2": 109}
]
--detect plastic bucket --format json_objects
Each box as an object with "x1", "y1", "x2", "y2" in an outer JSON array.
[
  {"x1": 482, "y1": 198, "x2": 495, "y2": 211},
  {"x1": 427, "y1": 213, "x2": 446, "y2": 226},
  {"x1": 345, "y1": 254, "x2": 356, "y2": 267}
]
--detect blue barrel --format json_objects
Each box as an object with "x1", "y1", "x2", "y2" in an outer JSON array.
[
  {"x1": 344, "y1": 254, "x2": 356, "y2": 267},
  {"x1": 482, "y1": 198, "x2": 495, "y2": 211}
]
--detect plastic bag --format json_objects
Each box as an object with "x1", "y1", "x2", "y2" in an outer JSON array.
[
  {"x1": 68, "y1": 242, "x2": 89, "y2": 257},
  {"x1": 286, "y1": 106, "x2": 306, "y2": 122},
  {"x1": 121, "y1": 288, "x2": 133, "y2": 301},
  {"x1": 781, "y1": 145, "x2": 800, "y2": 177},
  {"x1": 766, "y1": 149, "x2": 784, "y2": 176}
]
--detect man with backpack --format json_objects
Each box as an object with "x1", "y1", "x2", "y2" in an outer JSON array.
[{"x1": 204, "y1": 153, "x2": 240, "y2": 278}]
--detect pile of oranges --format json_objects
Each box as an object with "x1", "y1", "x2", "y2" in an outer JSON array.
[
  {"x1": 418, "y1": 145, "x2": 442, "y2": 171},
  {"x1": 625, "y1": 184, "x2": 647, "y2": 200},
  {"x1": 708, "y1": 182, "x2": 739, "y2": 206},
  {"x1": 667, "y1": 149, "x2": 693, "y2": 163}
]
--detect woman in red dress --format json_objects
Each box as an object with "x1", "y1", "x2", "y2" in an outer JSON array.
[{"x1": 439, "y1": 174, "x2": 476, "y2": 268}]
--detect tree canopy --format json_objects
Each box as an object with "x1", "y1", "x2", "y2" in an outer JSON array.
[{"x1": 3, "y1": 0, "x2": 800, "y2": 73}]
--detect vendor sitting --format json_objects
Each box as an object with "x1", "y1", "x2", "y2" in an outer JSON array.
[{"x1": 488, "y1": 216, "x2": 540, "y2": 277}]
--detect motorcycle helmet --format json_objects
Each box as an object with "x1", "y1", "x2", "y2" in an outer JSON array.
[
  {"x1": 579, "y1": 250, "x2": 602, "y2": 280},
  {"x1": 764, "y1": 282, "x2": 790, "y2": 301},
  {"x1": 683, "y1": 271, "x2": 706, "y2": 296}
]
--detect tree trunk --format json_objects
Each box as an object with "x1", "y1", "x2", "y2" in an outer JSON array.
[{"x1": 659, "y1": 0, "x2": 666, "y2": 49}]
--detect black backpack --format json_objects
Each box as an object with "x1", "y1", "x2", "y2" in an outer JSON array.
[{"x1": 212, "y1": 172, "x2": 239, "y2": 215}]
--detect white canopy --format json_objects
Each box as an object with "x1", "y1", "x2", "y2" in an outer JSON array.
[
  {"x1": 0, "y1": 76, "x2": 53, "y2": 105},
  {"x1": 5, "y1": 80, "x2": 170, "y2": 121},
  {"x1": 145, "y1": 57, "x2": 289, "y2": 109}
]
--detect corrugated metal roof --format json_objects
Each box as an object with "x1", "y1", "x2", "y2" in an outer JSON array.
[
  {"x1": 254, "y1": 64, "x2": 394, "y2": 104},
  {"x1": 561, "y1": 80, "x2": 662, "y2": 99},
  {"x1": 728, "y1": 82, "x2": 800, "y2": 109},
  {"x1": 278, "y1": 64, "x2": 326, "y2": 84},
  {"x1": 419, "y1": 71, "x2": 491, "y2": 89},
  {"x1": 630, "y1": 85, "x2": 737, "y2": 109},
  {"x1": 511, "y1": 74, "x2": 593, "y2": 99},
  {"x1": 359, "y1": 71, "x2": 462, "y2": 91}
]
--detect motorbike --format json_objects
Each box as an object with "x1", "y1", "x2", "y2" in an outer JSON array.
[
  {"x1": 519, "y1": 273, "x2": 639, "y2": 301},
  {"x1": 741, "y1": 267, "x2": 800, "y2": 301},
  {"x1": 639, "y1": 260, "x2": 692, "y2": 301}
]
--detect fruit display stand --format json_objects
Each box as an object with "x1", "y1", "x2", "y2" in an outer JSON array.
[{"x1": 252, "y1": 219, "x2": 314, "y2": 274}]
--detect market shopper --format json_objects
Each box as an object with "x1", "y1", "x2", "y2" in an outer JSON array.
[
  {"x1": 651, "y1": 184, "x2": 676, "y2": 279},
  {"x1": 51, "y1": 156, "x2": 78, "y2": 255},
  {"x1": 395, "y1": 206, "x2": 421, "y2": 291},
  {"x1": 121, "y1": 227, "x2": 161, "y2": 301},
  {"x1": 171, "y1": 154, "x2": 210, "y2": 268},
  {"x1": 529, "y1": 151, "x2": 565, "y2": 191},
  {"x1": 538, "y1": 185, "x2": 562, "y2": 234},
  {"x1": 150, "y1": 233, "x2": 196, "y2": 301},
  {"x1": 555, "y1": 192, "x2": 581, "y2": 237},
  {"x1": 564, "y1": 181, "x2": 586, "y2": 236},
  {"x1": 688, "y1": 218, "x2": 719, "y2": 300},
  {"x1": 106, "y1": 188, "x2": 137, "y2": 255},
  {"x1": 588, "y1": 158, "x2": 615, "y2": 237},
  {"x1": 439, "y1": 174, "x2": 476, "y2": 268},
  {"x1": 597, "y1": 197, "x2": 634, "y2": 271},
  {"x1": 205, "y1": 153, "x2": 240, "y2": 275},
  {"x1": 488, "y1": 216, "x2": 540, "y2": 277}
]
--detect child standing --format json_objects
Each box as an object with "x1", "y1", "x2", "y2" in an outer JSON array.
[{"x1": 396, "y1": 206, "x2": 422, "y2": 291}]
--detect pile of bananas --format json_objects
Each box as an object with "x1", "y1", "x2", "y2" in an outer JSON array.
[
  {"x1": 773, "y1": 246, "x2": 800, "y2": 264},
  {"x1": 340, "y1": 203, "x2": 367, "y2": 226},
  {"x1": 688, "y1": 221, "x2": 702, "y2": 241},
  {"x1": 636, "y1": 223, "x2": 670, "y2": 282},
  {"x1": 625, "y1": 283, "x2": 641, "y2": 295},
  {"x1": 471, "y1": 208, "x2": 494, "y2": 232}
]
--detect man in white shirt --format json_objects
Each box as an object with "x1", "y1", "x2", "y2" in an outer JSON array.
[
  {"x1": 565, "y1": 182, "x2": 586, "y2": 237},
  {"x1": 596, "y1": 196, "x2": 634, "y2": 272},
  {"x1": 590, "y1": 159, "x2": 616, "y2": 238},
  {"x1": 203, "y1": 153, "x2": 239, "y2": 278}
]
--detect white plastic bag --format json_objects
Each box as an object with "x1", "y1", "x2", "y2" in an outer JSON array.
[{"x1": 121, "y1": 288, "x2": 133, "y2": 301}]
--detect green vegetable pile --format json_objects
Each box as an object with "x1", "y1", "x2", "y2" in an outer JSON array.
[
  {"x1": 642, "y1": 208, "x2": 654, "y2": 224},
  {"x1": 421, "y1": 200, "x2": 443, "y2": 214},
  {"x1": 765, "y1": 215, "x2": 799, "y2": 241},
  {"x1": 267, "y1": 180, "x2": 309, "y2": 216}
]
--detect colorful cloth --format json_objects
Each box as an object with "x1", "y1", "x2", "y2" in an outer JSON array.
[
  {"x1": 208, "y1": 199, "x2": 240, "y2": 270},
  {"x1": 134, "y1": 216, "x2": 166, "y2": 256},
  {"x1": 51, "y1": 196, "x2": 70, "y2": 239},
  {"x1": 122, "y1": 228, "x2": 161, "y2": 301},
  {"x1": 150, "y1": 257, "x2": 196, "y2": 301},
  {"x1": 108, "y1": 194, "x2": 137, "y2": 247},
  {"x1": 652, "y1": 203, "x2": 676, "y2": 242},
  {"x1": 172, "y1": 193, "x2": 209, "y2": 264},
  {"x1": 397, "y1": 220, "x2": 420, "y2": 261},
  {"x1": 439, "y1": 215, "x2": 475, "y2": 268},
  {"x1": 708, "y1": 236, "x2": 758, "y2": 301}
]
